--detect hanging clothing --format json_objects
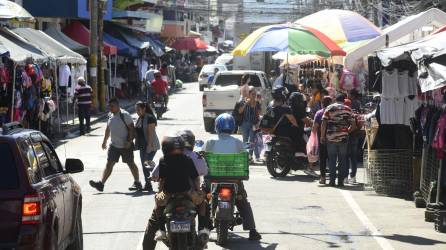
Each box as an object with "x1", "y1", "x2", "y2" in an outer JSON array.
[
  {"x1": 59, "y1": 64, "x2": 71, "y2": 87},
  {"x1": 398, "y1": 70, "x2": 409, "y2": 96},
  {"x1": 432, "y1": 113, "x2": 446, "y2": 159},
  {"x1": 408, "y1": 72, "x2": 418, "y2": 96},
  {"x1": 404, "y1": 96, "x2": 420, "y2": 126},
  {"x1": 381, "y1": 69, "x2": 399, "y2": 98}
]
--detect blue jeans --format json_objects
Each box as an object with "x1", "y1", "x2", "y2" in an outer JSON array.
[
  {"x1": 140, "y1": 150, "x2": 157, "y2": 183},
  {"x1": 240, "y1": 121, "x2": 258, "y2": 158},
  {"x1": 347, "y1": 136, "x2": 359, "y2": 178},
  {"x1": 327, "y1": 142, "x2": 348, "y2": 183}
]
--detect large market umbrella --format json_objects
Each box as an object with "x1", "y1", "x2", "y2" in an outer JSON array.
[
  {"x1": 295, "y1": 9, "x2": 381, "y2": 45},
  {"x1": 171, "y1": 37, "x2": 208, "y2": 51},
  {"x1": 0, "y1": 0, "x2": 33, "y2": 20},
  {"x1": 232, "y1": 24, "x2": 346, "y2": 57}
]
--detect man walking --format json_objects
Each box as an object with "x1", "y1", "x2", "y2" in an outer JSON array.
[
  {"x1": 321, "y1": 93, "x2": 356, "y2": 187},
  {"x1": 145, "y1": 65, "x2": 157, "y2": 103},
  {"x1": 74, "y1": 77, "x2": 92, "y2": 135},
  {"x1": 89, "y1": 98, "x2": 143, "y2": 192}
]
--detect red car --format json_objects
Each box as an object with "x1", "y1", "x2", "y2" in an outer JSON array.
[{"x1": 0, "y1": 123, "x2": 84, "y2": 250}]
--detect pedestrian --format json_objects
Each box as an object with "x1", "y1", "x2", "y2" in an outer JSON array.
[
  {"x1": 89, "y1": 98, "x2": 143, "y2": 192},
  {"x1": 135, "y1": 101, "x2": 160, "y2": 192},
  {"x1": 344, "y1": 99, "x2": 361, "y2": 184},
  {"x1": 238, "y1": 87, "x2": 262, "y2": 162},
  {"x1": 74, "y1": 77, "x2": 92, "y2": 135},
  {"x1": 207, "y1": 67, "x2": 219, "y2": 88},
  {"x1": 145, "y1": 65, "x2": 157, "y2": 103},
  {"x1": 321, "y1": 93, "x2": 357, "y2": 187},
  {"x1": 240, "y1": 74, "x2": 250, "y2": 100},
  {"x1": 312, "y1": 96, "x2": 332, "y2": 184}
]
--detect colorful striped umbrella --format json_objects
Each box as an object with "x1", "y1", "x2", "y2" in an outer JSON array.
[
  {"x1": 295, "y1": 9, "x2": 381, "y2": 45},
  {"x1": 232, "y1": 24, "x2": 346, "y2": 57}
]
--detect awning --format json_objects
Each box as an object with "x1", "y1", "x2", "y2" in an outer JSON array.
[
  {"x1": 110, "y1": 24, "x2": 165, "y2": 56},
  {"x1": 44, "y1": 26, "x2": 89, "y2": 55},
  {"x1": 345, "y1": 8, "x2": 446, "y2": 69},
  {"x1": 0, "y1": 28, "x2": 48, "y2": 64},
  {"x1": 116, "y1": 28, "x2": 150, "y2": 50},
  {"x1": 377, "y1": 31, "x2": 446, "y2": 92},
  {"x1": 145, "y1": 35, "x2": 164, "y2": 56},
  {"x1": 11, "y1": 28, "x2": 86, "y2": 65},
  {"x1": 103, "y1": 33, "x2": 138, "y2": 57},
  {"x1": 0, "y1": 0, "x2": 34, "y2": 21},
  {"x1": 171, "y1": 37, "x2": 208, "y2": 51},
  {"x1": 0, "y1": 43, "x2": 9, "y2": 57},
  {"x1": 63, "y1": 21, "x2": 117, "y2": 55}
]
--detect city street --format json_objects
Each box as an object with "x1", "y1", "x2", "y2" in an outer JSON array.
[{"x1": 56, "y1": 82, "x2": 446, "y2": 250}]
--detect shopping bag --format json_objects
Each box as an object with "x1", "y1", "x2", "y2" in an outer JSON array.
[{"x1": 306, "y1": 131, "x2": 319, "y2": 163}]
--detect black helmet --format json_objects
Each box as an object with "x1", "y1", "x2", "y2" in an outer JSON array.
[
  {"x1": 272, "y1": 87, "x2": 287, "y2": 101},
  {"x1": 176, "y1": 130, "x2": 195, "y2": 149},
  {"x1": 161, "y1": 135, "x2": 185, "y2": 155}
]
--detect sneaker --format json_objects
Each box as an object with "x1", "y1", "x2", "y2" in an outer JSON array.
[
  {"x1": 198, "y1": 228, "x2": 210, "y2": 243},
  {"x1": 343, "y1": 177, "x2": 349, "y2": 184},
  {"x1": 304, "y1": 168, "x2": 319, "y2": 178},
  {"x1": 329, "y1": 181, "x2": 336, "y2": 187},
  {"x1": 143, "y1": 182, "x2": 154, "y2": 192},
  {"x1": 155, "y1": 230, "x2": 167, "y2": 241},
  {"x1": 129, "y1": 181, "x2": 143, "y2": 191},
  {"x1": 89, "y1": 180, "x2": 104, "y2": 192},
  {"x1": 249, "y1": 229, "x2": 262, "y2": 241},
  {"x1": 350, "y1": 176, "x2": 357, "y2": 184},
  {"x1": 337, "y1": 181, "x2": 344, "y2": 187},
  {"x1": 319, "y1": 176, "x2": 326, "y2": 185}
]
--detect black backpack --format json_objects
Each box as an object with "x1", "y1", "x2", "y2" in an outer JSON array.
[{"x1": 232, "y1": 100, "x2": 244, "y2": 127}]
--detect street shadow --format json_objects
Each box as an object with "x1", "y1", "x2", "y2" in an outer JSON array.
[
  {"x1": 383, "y1": 234, "x2": 446, "y2": 246},
  {"x1": 92, "y1": 191, "x2": 155, "y2": 197},
  {"x1": 209, "y1": 232, "x2": 278, "y2": 250},
  {"x1": 83, "y1": 230, "x2": 145, "y2": 235},
  {"x1": 336, "y1": 184, "x2": 365, "y2": 192},
  {"x1": 271, "y1": 174, "x2": 317, "y2": 183}
]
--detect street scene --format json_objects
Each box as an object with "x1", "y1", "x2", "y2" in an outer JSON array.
[{"x1": 1, "y1": 0, "x2": 446, "y2": 250}]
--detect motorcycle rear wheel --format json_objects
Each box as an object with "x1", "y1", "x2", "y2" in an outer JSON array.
[
  {"x1": 266, "y1": 149, "x2": 291, "y2": 177},
  {"x1": 170, "y1": 233, "x2": 189, "y2": 250},
  {"x1": 216, "y1": 221, "x2": 229, "y2": 246}
]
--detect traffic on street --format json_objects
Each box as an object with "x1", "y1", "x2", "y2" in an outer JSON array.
[{"x1": 2, "y1": 1, "x2": 446, "y2": 250}]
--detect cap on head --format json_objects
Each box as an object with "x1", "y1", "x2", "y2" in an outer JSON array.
[{"x1": 336, "y1": 93, "x2": 346, "y2": 102}]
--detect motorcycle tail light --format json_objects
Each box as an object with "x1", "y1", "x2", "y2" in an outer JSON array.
[
  {"x1": 175, "y1": 206, "x2": 186, "y2": 212},
  {"x1": 219, "y1": 187, "x2": 232, "y2": 201}
]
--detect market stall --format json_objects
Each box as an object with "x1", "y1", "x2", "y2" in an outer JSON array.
[
  {"x1": 365, "y1": 30, "x2": 446, "y2": 232},
  {"x1": 10, "y1": 27, "x2": 87, "y2": 132}
]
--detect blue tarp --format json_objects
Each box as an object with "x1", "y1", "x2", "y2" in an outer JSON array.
[
  {"x1": 103, "y1": 33, "x2": 138, "y2": 57},
  {"x1": 146, "y1": 35, "x2": 165, "y2": 57}
]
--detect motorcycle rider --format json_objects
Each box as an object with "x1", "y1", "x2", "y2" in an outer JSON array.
[
  {"x1": 142, "y1": 131, "x2": 210, "y2": 249},
  {"x1": 151, "y1": 71, "x2": 169, "y2": 108},
  {"x1": 202, "y1": 113, "x2": 262, "y2": 241},
  {"x1": 268, "y1": 87, "x2": 306, "y2": 156}
]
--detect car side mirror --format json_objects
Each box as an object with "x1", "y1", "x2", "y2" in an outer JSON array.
[{"x1": 65, "y1": 159, "x2": 84, "y2": 174}]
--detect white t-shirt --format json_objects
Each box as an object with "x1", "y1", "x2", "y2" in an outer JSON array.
[
  {"x1": 59, "y1": 64, "x2": 71, "y2": 87},
  {"x1": 404, "y1": 97, "x2": 421, "y2": 126},
  {"x1": 203, "y1": 134, "x2": 244, "y2": 154},
  {"x1": 398, "y1": 70, "x2": 409, "y2": 97},
  {"x1": 382, "y1": 69, "x2": 398, "y2": 98},
  {"x1": 139, "y1": 60, "x2": 148, "y2": 82},
  {"x1": 408, "y1": 72, "x2": 418, "y2": 96}
]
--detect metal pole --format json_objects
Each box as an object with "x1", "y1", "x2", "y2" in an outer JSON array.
[
  {"x1": 114, "y1": 55, "x2": 117, "y2": 97},
  {"x1": 54, "y1": 62, "x2": 61, "y2": 132},
  {"x1": 89, "y1": 0, "x2": 99, "y2": 110},
  {"x1": 10, "y1": 64, "x2": 16, "y2": 122},
  {"x1": 98, "y1": 0, "x2": 106, "y2": 112}
]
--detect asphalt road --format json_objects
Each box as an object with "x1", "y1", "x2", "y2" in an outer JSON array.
[{"x1": 56, "y1": 82, "x2": 446, "y2": 250}]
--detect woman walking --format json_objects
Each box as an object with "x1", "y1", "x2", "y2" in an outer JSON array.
[
  {"x1": 135, "y1": 101, "x2": 160, "y2": 192},
  {"x1": 238, "y1": 87, "x2": 262, "y2": 162}
]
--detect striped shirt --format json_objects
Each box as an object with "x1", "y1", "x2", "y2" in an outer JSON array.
[
  {"x1": 242, "y1": 101, "x2": 261, "y2": 124},
  {"x1": 75, "y1": 84, "x2": 92, "y2": 106}
]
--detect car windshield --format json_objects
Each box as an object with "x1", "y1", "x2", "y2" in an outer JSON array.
[
  {"x1": 0, "y1": 143, "x2": 19, "y2": 190},
  {"x1": 202, "y1": 65, "x2": 226, "y2": 74},
  {"x1": 214, "y1": 74, "x2": 262, "y2": 87}
]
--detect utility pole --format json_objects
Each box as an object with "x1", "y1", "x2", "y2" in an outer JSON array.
[
  {"x1": 89, "y1": 0, "x2": 98, "y2": 110},
  {"x1": 98, "y1": 0, "x2": 106, "y2": 112}
]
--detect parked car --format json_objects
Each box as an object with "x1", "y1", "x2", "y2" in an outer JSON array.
[
  {"x1": 202, "y1": 70, "x2": 272, "y2": 133},
  {"x1": 0, "y1": 122, "x2": 84, "y2": 250},
  {"x1": 198, "y1": 64, "x2": 228, "y2": 91}
]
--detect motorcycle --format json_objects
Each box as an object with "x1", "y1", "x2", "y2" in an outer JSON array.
[
  {"x1": 162, "y1": 194, "x2": 203, "y2": 250},
  {"x1": 153, "y1": 95, "x2": 167, "y2": 119},
  {"x1": 264, "y1": 134, "x2": 309, "y2": 177},
  {"x1": 209, "y1": 182, "x2": 243, "y2": 246}
]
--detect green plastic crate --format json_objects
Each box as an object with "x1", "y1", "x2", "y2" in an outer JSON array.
[{"x1": 205, "y1": 152, "x2": 249, "y2": 180}]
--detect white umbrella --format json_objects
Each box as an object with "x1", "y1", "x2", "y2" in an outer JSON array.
[{"x1": 0, "y1": 0, "x2": 34, "y2": 20}]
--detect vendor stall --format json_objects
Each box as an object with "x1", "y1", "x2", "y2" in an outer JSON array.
[{"x1": 365, "y1": 30, "x2": 446, "y2": 232}]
